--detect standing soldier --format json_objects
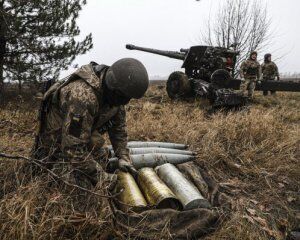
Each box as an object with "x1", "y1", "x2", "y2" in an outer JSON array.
[
  {"x1": 32, "y1": 58, "x2": 149, "y2": 187},
  {"x1": 261, "y1": 53, "x2": 280, "y2": 95},
  {"x1": 239, "y1": 51, "x2": 261, "y2": 98}
]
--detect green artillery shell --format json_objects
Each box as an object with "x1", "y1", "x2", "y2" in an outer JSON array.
[
  {"x1": 116, "y1": 172, "x2": 147, "y2": 212},
  {"x1": 137, "y1": 168, "x2": 182, "y2": 210},
  {"x1": 156, "y1": 163, "x2": 211, "y2": 210},
  {"x1": 110, "y1": 148, "x2": 195, "y2": 157}
]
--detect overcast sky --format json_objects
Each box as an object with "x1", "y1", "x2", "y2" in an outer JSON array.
[{"x1": 62, "y1": 0, "x2": 300, "y2": 78}]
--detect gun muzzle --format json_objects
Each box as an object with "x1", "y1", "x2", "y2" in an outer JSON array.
[{"x1": 126, "y1": 44, "x2": 135, "y2": 50}]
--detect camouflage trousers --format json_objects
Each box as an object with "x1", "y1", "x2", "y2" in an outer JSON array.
[
  {"x1": 240, "y1": 78, "x2": 256, "y2": 98},
  {"x1": 262, "y1": 78, "x2": 276, "y2": 96}
]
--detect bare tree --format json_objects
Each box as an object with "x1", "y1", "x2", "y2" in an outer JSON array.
[{"x1": 201, "y1": 0, "x2": 272, "y2": 76}]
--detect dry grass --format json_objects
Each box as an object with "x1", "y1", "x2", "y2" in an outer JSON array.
[{"x1": 0, "y1": 85, "x2": 299, "y2": 239}]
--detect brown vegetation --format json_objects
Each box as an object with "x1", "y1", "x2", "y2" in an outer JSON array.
[{"x1": 0, "y1": 85, "x2": 299, "y2": 239}]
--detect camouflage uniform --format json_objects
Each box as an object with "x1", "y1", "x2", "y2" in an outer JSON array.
[
  {"x1": 261, "y1": 61, "x2": 279, "y2": 95},
  {"x1": 33, "y1": 63, "x2": 130, "y2": 185},
  {"x1": 240, "y1": 58, "x2": 261, "y2": 98}
]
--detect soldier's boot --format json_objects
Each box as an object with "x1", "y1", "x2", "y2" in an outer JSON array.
[
  {"x1": 271, "y1": 91, "x2": 276, "y2": 95},
  {"x1": 248, "y1": 89, "x2": 254, "y2": 99},
  {"x1": 99, "y1": 171, "x2": 118, "y2": 191},
  {"x1": 73, "y1": 170, "x2": 96, "y2": 189},
  {"x1": 72, "y1": 160, "x2": 117, "y2": 191},
  {"x1": 71, "y1": 159, "x2": 101, "y2": 189},
  {"x1": 263, "y1": 90, "x2": 268, "y2": 96}
]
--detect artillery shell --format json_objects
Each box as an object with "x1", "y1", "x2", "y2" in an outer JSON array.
[
  {"x1": 156, "y1": 163, "x2": 211, "y2": 210},
  {"x1": 108, "y1": 153, "x2": 195, "y2": 170},
  {"x1": 127, "y1": 141, "x2": 188, "y2": 150},
  {"x1": 110, "y1": 147, "x2": 195, "y2": 157},
  {"x1": 116, "y1": 172, "x2": 147, "y2": 212},
  {"x1": 177, "y1": 162, "x2": 209, "y2": 198},
  {"x1": 108, "y1": 141, "x2": 188, "y2": 150},
  {"x1": 137, "y1": 168, "x2": 181, "y2": 210},
  {"x1": 132, "y1": 153, "x2": 195, "y2": 169}
]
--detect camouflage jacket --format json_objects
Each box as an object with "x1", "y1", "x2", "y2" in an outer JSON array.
[
  {"x1": 240, "y1": 59, "x2": 261, "y2": 80},
  {"x1": 261, "y1": 61, "x2": 279, "y2": 80},
  {"x1": 38, "y1": 63, "x2": 129, "y2": 163}
]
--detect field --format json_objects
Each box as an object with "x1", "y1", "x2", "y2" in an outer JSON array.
[{"x1": 0, "y1": 85, "x2": 299, "y2": 239}]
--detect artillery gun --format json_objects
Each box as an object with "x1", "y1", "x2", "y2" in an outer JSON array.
[{"x1": 126, "y1": 44, "x2": 300, "y2": 109}]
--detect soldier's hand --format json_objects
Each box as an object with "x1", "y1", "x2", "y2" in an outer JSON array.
[
  {"x1": 118, "y1": 159, "x2": 138, "y2": 177},
  {"x1": 257, "y1": 80, "x2": 262, "y2": 85}
]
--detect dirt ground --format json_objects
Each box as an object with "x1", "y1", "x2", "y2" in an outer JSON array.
[{"x1": 0, "y1": 85, "x2": 299, "y2": 239}]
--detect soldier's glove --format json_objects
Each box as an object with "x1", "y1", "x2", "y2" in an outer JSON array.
[
  {"x1": 118, "y1": 159, "x2": 138, "y2": 177},
  {"x1": 257, "y1": 80, "x2": 262, "y2": 85}
]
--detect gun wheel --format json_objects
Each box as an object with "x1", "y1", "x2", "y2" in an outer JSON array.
[
  {"x1": 211, "y1": 69, "x2": 232, "y2": 88},
  {"x1": 166, "y1": 71, "x2": 191, "y2": 99}
]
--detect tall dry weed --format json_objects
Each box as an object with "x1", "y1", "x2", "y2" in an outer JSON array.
[{"x1": 0, "y1": 87, "x2": 299, "y2": 239}]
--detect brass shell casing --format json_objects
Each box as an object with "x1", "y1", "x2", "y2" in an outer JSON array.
[
  {"x1": 137, "y1": 168, "x2": 182, "y2": 210},
  {"x1": 116, "y1": 172, "x2": 147, "y2": 212}
]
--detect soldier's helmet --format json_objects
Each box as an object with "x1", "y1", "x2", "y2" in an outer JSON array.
[
  {"x1": 105, "y1": 58, "x2": 149, "y2": 99},
  {"x1": 264, "y1": 53, "x2": 271, "y2": 62}
]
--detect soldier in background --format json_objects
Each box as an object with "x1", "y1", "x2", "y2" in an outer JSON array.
[
  {"x1": 261, "y1": 53, "x2": 280, "y2": 95},
  {"x1": 32, "y1": 58, "x2": 149, "y2": 187},
  {"x1": 239, "y1": 51, "x2": 261, "y2": 98}
]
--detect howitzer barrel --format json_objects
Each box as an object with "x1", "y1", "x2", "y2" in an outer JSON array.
[
  {"x1": 180, "y1": 48, "x2": 189, "y2": 53},
  {"x1": 126, "y1": 44, "x2": 186, "y2": 60}
]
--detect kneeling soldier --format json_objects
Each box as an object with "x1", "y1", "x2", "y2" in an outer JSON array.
[{"x1": 32, "y1": 58, "x2": 149, "y2": 186}]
